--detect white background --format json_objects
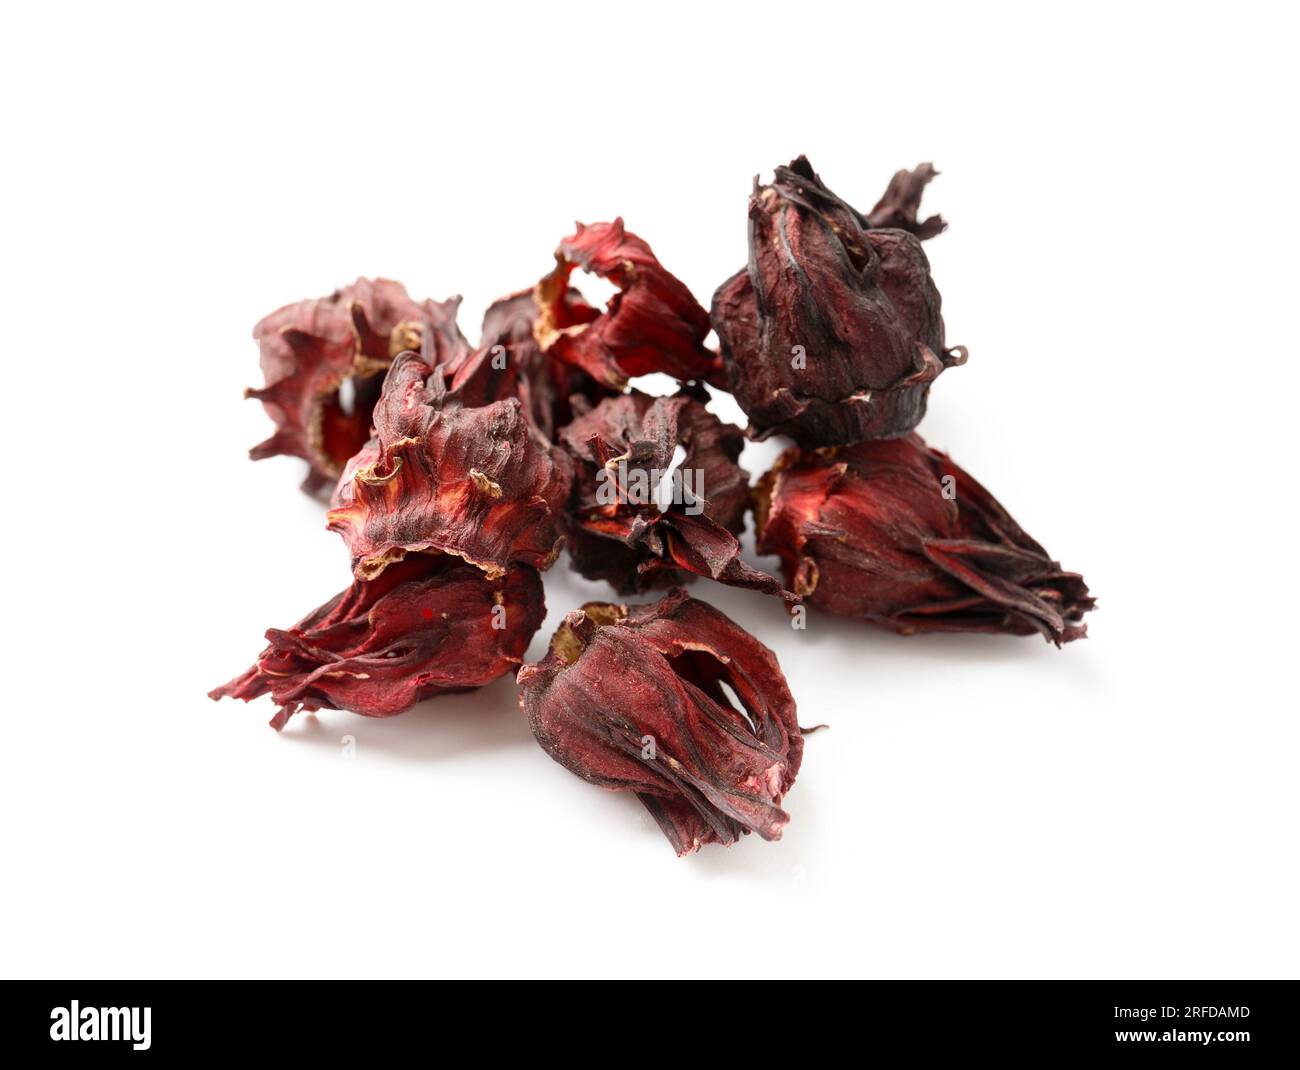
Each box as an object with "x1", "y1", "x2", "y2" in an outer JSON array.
[{"x1": 3, "y1": 2, "x2": 1296, "y2": 979}]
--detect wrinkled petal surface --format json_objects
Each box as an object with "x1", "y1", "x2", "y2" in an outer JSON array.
[
  {"x1": 327, "y1": 351, "x2": 573, "y2": 580},
  {"x1": 559, "y1": 390, "x2": 785, "y2": 598},
  {"x1": 535, "y1": 219, "x2": 722, "y2": 389},
  {"x1": 712, "y1": 157, "x2": 965, "y2": 446},
  {"x1": 443, "y1": 287, "x2": 613, "y2": 442},
  {"x1": 211, "y1": 554, "x2": 545, "y2": 728},
  {"x1": 517, "y1": 589, "x2": 802, "y2": 855},
  {"x1": 248, "y1": 278, "x2": 468, "y2": 491},
  {"x1": 754, "y1": 434, "x2": 1094, "y2": 643}
]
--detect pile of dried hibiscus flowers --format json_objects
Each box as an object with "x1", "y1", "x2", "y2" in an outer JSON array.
[{"x1": 211, "y1": 157, "x2": 1094, "y2": 856}]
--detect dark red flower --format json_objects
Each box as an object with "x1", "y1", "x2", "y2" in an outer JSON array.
[
  {"x1": 864, "y1": 162, "x2": 947, "y2": 240},
  {"x1": 754, "y1": 434, "x2": 1094, "y2": 643},
  {"x1": 517, "y1": 589, "x2": 803, "y2": 855},
  {"x1": 534, "y1": 219, "x2": 723, "y2": 390},
  {"x1": 711, "y1": 157, "x2": 966, "y2": 446},
  {"x1": 442, "y1": 287, "x2": 614, "y2": 442},
  {"x1": 558, "y1": 389, "x2": 785, "y2": 598},
  {"x1": 327, "y1": 351, "x2": 573, "y2": 581},
  {"x1": 247, "y1": 278, "x2": 469, "y2": 492},
  {"x1": 210, "y1": 554, "x2": 545, "y2": 729}
]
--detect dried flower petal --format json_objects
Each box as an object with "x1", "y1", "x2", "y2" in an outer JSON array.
[
  {"x1": 754, "y1": 434, "x2": 1095, "y2": 643},
  {"x1": 712, "y1": 157, "x2": 966, "y2": 446},
  {"x1": 248, "y1": 278, "x2": 469, "y2": 492},
  {"x1": 534, "y1": 219, "x2": 722, "y2": 390},
  {"x1": 327, "y1": 351, "x2": 573, "y2": 581},
  {"x1": 559, "y1": 390, "x2": 785, "y2": 597},
  {"x1": 443, "y1": 288, "x2": 614, "y2": 442},
  {"x1": 210, "y1": 554, "x2": 545, "y2": 729},
  {"x1": 517, "y1": 589, "x2": 802, "y2": 854},
  {"x1": 864, "y1": 162, "x2": 947, "y2": 240}
]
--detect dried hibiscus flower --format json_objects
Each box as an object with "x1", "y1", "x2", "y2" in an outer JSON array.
[
  {"x1": 754, "y1": 434, "x2": 1095, "y2": 643},
  {"x1": 327, "y1": 350, "x2": 573, "y2": 581},
  {"x1": 442, "y1": 287, "x2": 614, "y2": 442},
  {"x1": 517, "y1": 589, "x2": 803, "y2": 855},
  {"x1": 534, "y1": 219, "x2": 723, "y2": 390},
  {"x1": 711, "y1": 156, "x2": 966, "y2": 447},
  {"x1": 559, "y1": 389, "x2": 784, "y2": 597},
  {"x1": 210, "y1": 553, "x2": 545, "y2": 729},
  {"x1": 248, "y1": 278, "x2": 469, "y2": 492}
]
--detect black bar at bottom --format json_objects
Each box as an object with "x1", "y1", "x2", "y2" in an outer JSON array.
[{"x1": 0, "y1": 980, "x2": 1293, "y2": 1058}]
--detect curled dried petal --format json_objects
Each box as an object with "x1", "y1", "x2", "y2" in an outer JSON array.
[
  {"x1": 211, "y1": 554, "x2": 545, "y2": 729},
  {"x1": 754, "y1": 434, "x2": 1095, "y2": 643},
  {"x1": 517, "y1": 589, "x2": 802, "y2": 855},
  {"x1": 443, "y1": 288, "x2": 614, "y2": 442},
  {"x1": 534, "y1": 219, "x2": 722, "y2": 390},
  {"x1": 327, "y1": 351, "x2": 573, "y2": 581},
  {"x1": 864, "y1": 162, "x2": 947, "y2": 240},
  {"x1": 248, "y1": 278, "x2": 469, "y2": 492}
]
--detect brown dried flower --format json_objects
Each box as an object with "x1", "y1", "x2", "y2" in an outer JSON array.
[
  {"x1": 712, "y1": 157, "x2": 965, "y2": 446},
  {"x1": 534, "y1": 219, "x2": 722, "y2": 390},
  {"x1": 248, "y1": 278, "x2": 469, "y2": 491},
  {"x1": 327, "y1": 351, "x2": 573, "y2": 581},
  {"x1": 558, "y1": 390, "x2": 784, "y2": 597},
  {"x1": 518, "y1": 589, "x2": 803, "y2": 855},
  {"x1": 755, "y1": 434, "x2": 1095, "y2": 643},
  {"x1": 211, "y1": 554, "x2": 545, "y2": 729}
]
